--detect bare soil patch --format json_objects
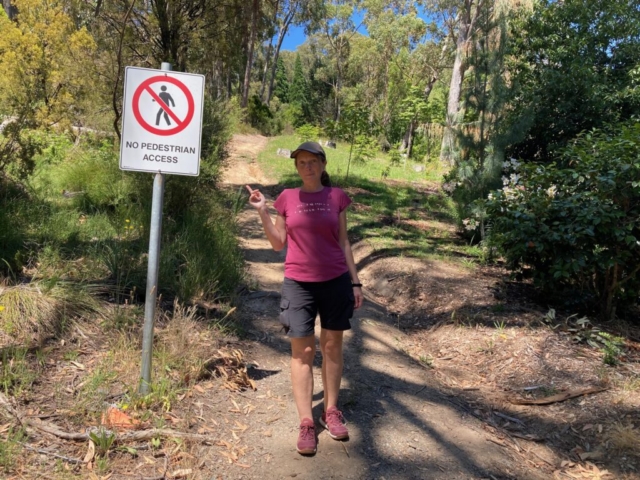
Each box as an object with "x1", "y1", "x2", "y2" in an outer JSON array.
[{"x1": 358, "y1": 248, "x2": 640, "y2": 479}]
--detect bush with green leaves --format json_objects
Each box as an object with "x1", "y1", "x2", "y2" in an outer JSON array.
[
  {"x1": 246, "y1": 95, "x2": 282, "y2": 136},
  {"x1": 479, "y1": 123, "x2": 640, "y2": 319},
  {"x1": 295, "y1": 124, "x2": 320, "y2": 143}
]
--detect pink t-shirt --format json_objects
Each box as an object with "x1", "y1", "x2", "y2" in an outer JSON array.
[{"x1": 273, "y1": 187, "x2": 352, "y2": 282}]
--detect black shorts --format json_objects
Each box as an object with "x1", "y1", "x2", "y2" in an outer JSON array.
[{"x1": 279, "y1": 272, "x2": 354, "y2": 338}]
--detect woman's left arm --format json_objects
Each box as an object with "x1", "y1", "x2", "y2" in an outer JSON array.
[{"x1": 338, "y1": 209, "x2": 363, "y2": 309}]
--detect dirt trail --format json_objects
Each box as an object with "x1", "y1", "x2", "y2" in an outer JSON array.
[{"x1": 219, "y1": 134, "x2": 542, "y2": 480}]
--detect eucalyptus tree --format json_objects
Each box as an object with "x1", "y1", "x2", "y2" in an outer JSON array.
[
  {"x1": 362, "y1": 0, "x2": 426, "y2": 130},
  {"x1": 426, "y1": 0, "x2": 488, "y2": 165},
  {"x1": 241, "y1": 0, "x2": 262, "y2": 107},
  {"x1": 263, "y1": 0, "x2": 323, "y2": 105},
  {"x1": 317, "y1": 0, "x2": 363, "y2": 122}
]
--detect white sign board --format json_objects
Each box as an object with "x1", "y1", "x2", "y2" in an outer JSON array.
[{"x1": 120, "y1": 66, "x2": 205, "y2": 176}]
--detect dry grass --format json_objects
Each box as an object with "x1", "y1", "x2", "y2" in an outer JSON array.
[
  {"x1": 606, "y1": 424, "x2": 640, "y2": 456},
  {"x1": 0, "y1": 281, "x2": 100, "y2": 347},
  {"x1": 88, "y1": 300, "x2": 228, "y2": 413}
]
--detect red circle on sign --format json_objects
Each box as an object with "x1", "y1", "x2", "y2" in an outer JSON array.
[{"x1": 132, "y1": 75, "x2": 195, "y2": 136}]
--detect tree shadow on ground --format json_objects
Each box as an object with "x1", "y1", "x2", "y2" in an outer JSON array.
[{"x1": 238, "y1": 287, "x2": 639, "y2": 479}]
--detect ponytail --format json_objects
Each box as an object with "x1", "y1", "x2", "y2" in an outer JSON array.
[{"x1": 321, "y1": 170, "x2": 332, "y2": 187}]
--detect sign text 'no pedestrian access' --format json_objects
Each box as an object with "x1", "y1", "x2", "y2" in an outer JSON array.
[{"x1": 120, "y1": 67, "x2": 205, "y2": 176}]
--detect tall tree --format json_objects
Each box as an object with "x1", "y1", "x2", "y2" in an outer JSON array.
[
  {"x1": 242, "y1": 0, "x2": 261, "y2": 108},
  {"x1": 265, "y1": 0, "x2": 312, "y2": 105},
  {"x1": 363, "y1": 0, "x2": 426, "y2": 128},
  {"x1": 289, "y1": 53, "x2": 312, "y2": 119},
  {"x1": 437, "y1": 0, "x2": 487, "y2": 165},
  {"x1": 273, "y1": 56, "x2": 289, "y2": 102},
  {"x1": 320, "y1": 0, "x2": 363, "y2": 122}
]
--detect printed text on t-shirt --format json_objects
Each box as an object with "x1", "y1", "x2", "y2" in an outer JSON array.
[{"x1": 295, "y1": 202, "x2": 330, "y2": 215}]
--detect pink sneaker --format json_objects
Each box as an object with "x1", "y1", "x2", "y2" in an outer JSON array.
[
  {"x1": 296, "y1": 418, "x2": 317, "y2": 455},
  {"x1": 320, "y1": 406, "x2": 349, "y2": 440}
]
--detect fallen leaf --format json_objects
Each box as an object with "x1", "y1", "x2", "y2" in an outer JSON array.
[
  {"x1": 169, "y1": 469, "x2": 193, "y2": 479},
  {"x1": 174, "y1": 452, "x2": 195, "y2": 461},
  {"x1": 234, "y1": 421, "x2": 249, "y2": 432},
  {"x1": 216, "y1": 440, "x2": 233, "y2": 449},
  {"x1": 101, "y1": 406, "x2": 140, "y2": 431},
  {"x1": 70, "y1": 361, "x2": 85, "y2": 370},
  {"x1": 193, "y1": 385, "x2": 205, "y2": 394},
  {"x1": 83, "y1": 440, "x2": 96, "y2": 464}
]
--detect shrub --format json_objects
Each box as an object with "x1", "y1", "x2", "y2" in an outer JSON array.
[
  {"x1": 480, "y1": 123, "x2": 640, "y2": 319},
  {"x1": 295, "y1": 124, "x2": 320, "y2": 143},
  {"x1": 159, "y1": 205, "x2": 244, "y2": 302},
  {"x1": 0, "y1": 281, "x2": 100, "y2": 347},
  {"x1": 246, "y1": 95, "x2": 282, "y2": 136}
]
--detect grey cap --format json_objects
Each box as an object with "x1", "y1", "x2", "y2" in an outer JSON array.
[{"x1": 290, "y1": 141, "x2": 326, "y2": 159}]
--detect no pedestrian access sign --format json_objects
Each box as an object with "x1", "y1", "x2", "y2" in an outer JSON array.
[{"x1": 120, "y1": 66, "x2": 205, "y2": 176}]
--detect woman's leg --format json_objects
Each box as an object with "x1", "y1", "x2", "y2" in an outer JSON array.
[
  {"x1": 320, "y1": 329, "x2": 344, "y2": 410},
  {"x1": 290, "y1": 335, "x2": 316, "y2": 421}
]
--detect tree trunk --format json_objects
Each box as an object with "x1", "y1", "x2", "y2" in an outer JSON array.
[
  {"x1": 3, "y1": 0, "x2": 17, "y2": 19},
  {"x1": 241, "y1": 0, "x2": 261, "y2": 108},
  {"x1": 440, "y1": 29, "x2": 468, "y2": 165},
  {"x1": 440, "y1": 0, "x2": 483, "y2": 165},
  {"x1": 400, "y1": 77, "x2": 439, "y2": 152},
  {"x1": 266, "y1": 9, "x2": 295, "y2": 105},
  {"x1": 401, "y1": 37, "x2": 449, "y2": 153},
  {"x1": 406, "y1": 119, "x2": 416, "y2": 158},
  {"x1": 260, "y1": 0, "x2": 280, "y2": 102},
  {"x1": 259, "y1": 43, "x2": 273, "y2": 101}
]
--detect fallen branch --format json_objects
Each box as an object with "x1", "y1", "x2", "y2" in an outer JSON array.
[
  {"x1": 31, "y1": 417, "x2": 217, "y2": 443},
  {"x1": 0, "y1": 393, "x2": 217, "y2": 445},
  {"x1": 494, "y1": 411, "x2": 525, "y2": 425},
  {"x1": 509, "y1": 432, "x2": 544, "y2": 442},
  {"x1": 508, "y1": 386, "x2": 608, "y2": 405},
  {"x1": 20, "y1": 443, "x2": 84, "y2": 464}
]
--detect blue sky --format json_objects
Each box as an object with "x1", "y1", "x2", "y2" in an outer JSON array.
[
  {"x1": 280, "y1": 7, "x2": 431, "y2": 51},
  {"x1": 281, "y1": 10, "x2": 366, "y2": 51},
  {"x1": 281, "y1": 25, "x2": 312, "y2": 51}
]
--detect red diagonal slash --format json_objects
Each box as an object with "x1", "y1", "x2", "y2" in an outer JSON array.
[{"x1": 145, "y1": 86, "x2": 183, "y2": 126}]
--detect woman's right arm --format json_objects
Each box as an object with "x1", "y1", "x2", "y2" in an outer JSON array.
[{"x1": 246, "y1": 185, "x2": 287, "y2": 251}]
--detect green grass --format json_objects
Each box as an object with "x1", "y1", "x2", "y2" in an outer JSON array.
[
  {"x1": 0, "y1": 347, "x2": 38, "y2": 396},
  {"x1": 258, "y1": 135, "x2": 446, "y2": 185},
  {"x1": 1, "y1": 131, "x2": 245, "y2": 306},
  {"x1": 258, "y1": 135, "x2": 481, "y2": 263},
  {"x1": 0, "y1": 427, "x2": 25, "y2": 473}
]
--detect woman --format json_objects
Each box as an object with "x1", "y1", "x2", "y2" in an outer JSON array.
[{"x1": 245, "y1": 141, "x2": 363, "y2": 455}]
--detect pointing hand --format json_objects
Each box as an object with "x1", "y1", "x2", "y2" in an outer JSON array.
[{"x1": 245, "y1": 185, "x2": 266, "y2": 210}]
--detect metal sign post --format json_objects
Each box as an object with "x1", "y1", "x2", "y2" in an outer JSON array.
[
  {"x1": 139, "y1": 61, "x2": 171, "y2": 394},
  {"x1": 120, "y1": 61, "x2": 204, "y2": 394}
]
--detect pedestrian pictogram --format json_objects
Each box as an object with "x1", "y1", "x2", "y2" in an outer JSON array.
[
  {"x1": 155, "y1": 86, "x2": 174, "y2": 126},
  {"x1": 120, "y1": 66, "x2": 205, "y2": 176},
  {"x1": 131, "y1": 75, "x2": 195, "y2": 136}
]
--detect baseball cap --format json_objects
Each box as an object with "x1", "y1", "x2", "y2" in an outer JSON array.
[{"x1": 290, "y1": 141, "x2": 326, "y2": 159}]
